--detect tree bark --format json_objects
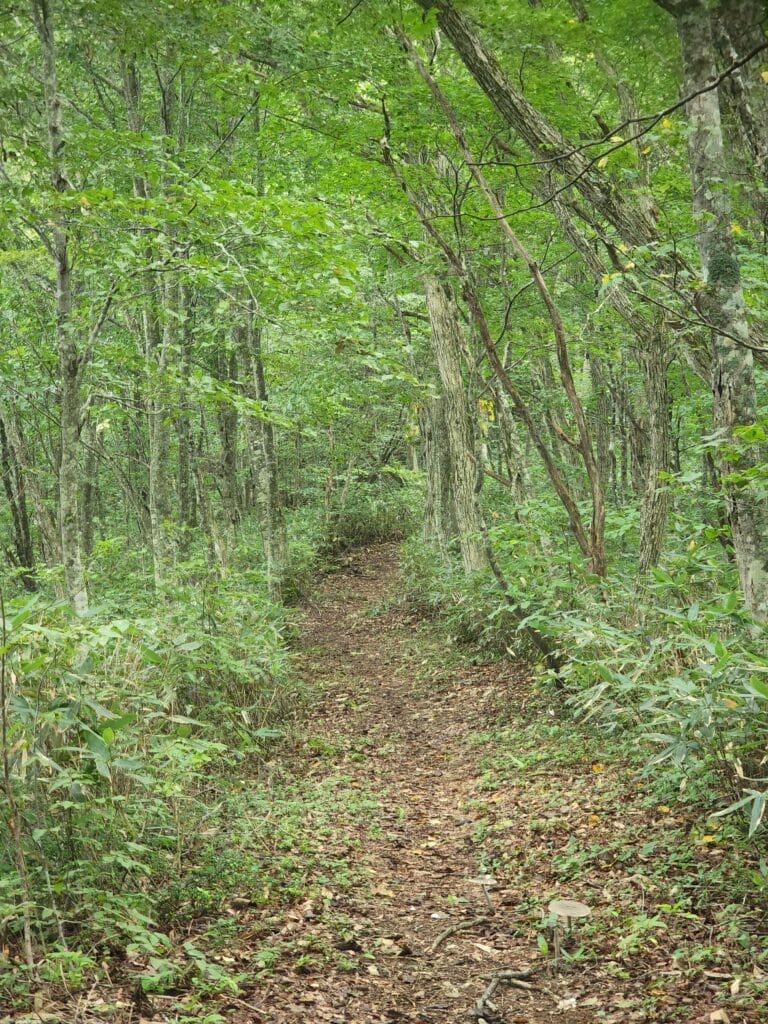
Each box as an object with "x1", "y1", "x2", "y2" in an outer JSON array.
[
  {"x1": 411, "y1": 0, "x2": 657, "y2": 248},
  {"x1": 216, "y1": 349, "x2": 241, "y2": 542},
  {"x1": 0, "y1": 407, "x2": 61, "y2": 570},
  {"x1": 658, "y1": 0, "x2": 768, "y2": 618},
  {"x1": 31, "y1": 0, "x2": 88, "y2": 614},
  {"x1": 121, "y1": 58, "x2": 174, "y2": 592},
  {"x1": 713, "y1": 0, "x2": 768, "y2": 196},
  {"x1": 0, "y1": 416, "x2": 36, "y2": 590},
  {"x1": 423, "y1": 276, "x2": 488, "y2": 574},
  {"x1": 638, "y1": 325, "x2": 672, "y2": 572},
  {"x1": 243, "y1": 318, "x2": 287, "y2": 600},
  {"x1": 80, "y1": 419, "x2": 100, "y2": 558},
  {"x1": 421, "y1": 394, "x2": 456, "y2": 558}
]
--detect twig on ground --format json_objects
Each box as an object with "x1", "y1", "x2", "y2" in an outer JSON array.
[
  {"x1": 430, "y1": 915, "x2": 490, "y2": 951},
  {"x1": 226, "y1": 996, "x2": 266, "y2": 1016},
  {"x1": 474, "y1": 969, "x2": 536, "y2": 1022}
]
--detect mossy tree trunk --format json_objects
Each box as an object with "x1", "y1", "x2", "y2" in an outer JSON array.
[{"x1": 658, "y1": 0, "x2": 768, "y2": 618}]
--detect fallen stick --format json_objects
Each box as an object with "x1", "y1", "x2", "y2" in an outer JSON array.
[
  {"x1": 430, "y1": 915, "x2": 490, "y2": 952},
  {"x1": 474, "y1": 969, "x2": 537, "y2": 1022}
]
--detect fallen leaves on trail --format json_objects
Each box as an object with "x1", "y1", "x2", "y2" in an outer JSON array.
[{"x1": 220, "y1": 544, "x2": 766, "y2": 1024}]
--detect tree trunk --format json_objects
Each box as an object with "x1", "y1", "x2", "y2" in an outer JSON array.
[
  {"x1": 0, "y1": 415, "x2": 36, "y2": 590},
  {"x1": 412, "y1": 0, "x2": 657, "y2": 248},
  {"x1": 493, "y1": 384, "x2": 528, "y2": 502},
  {"x1": 659, "y1": 0, "x2": 768, "y2": 618},
  {"x1": 31, "y1": 0, "x2": 88, "y2": 614},
  {"x1": 146, "y1": 282, "x2": 174, "y2": 592},
  {"x1": 216, "y1": 349, "x2": 240, "y2": 541},
  {"x1": 243, "y1": 319, "x2": 287, "y2": 600},
  {"x1": 402, "y1": 40, "x2": 605, "y2": 574},
  {"x1": 421, "y1": 393, "x2": 457, "y2": 558},
  {"x1": 588, "y1": 355, "x2": 615, "y2": 502},
  {"x1": 121, "y1": 57, "x2": 175, "y2": 591},
  {"x1": 192, "y1": 424, "x2": 228, "y2": 579},
  {"x1": 81, "y1": 419, "x2": 100, "y2": 558},
  {"x1": 177, "y1": 284, "x2": 196, "y2": 551},
  {"x1": 713, "y1": 0, "x2": 768, "y2": 196},
  {"x1": 423, "y1": 276, "x2": 487, "y2": 574},
  {"x1": 638, "y1": 325, "x2": 672, "y2": 572},
  {"x1": 0, "y1": 408, "x2": 61, "y2": 570}
]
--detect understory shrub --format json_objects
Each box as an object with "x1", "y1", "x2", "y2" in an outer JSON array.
[
  {"x1": 402, "y1": 500, "x2": 768, "y2": 842},
  {"x1": 323, "y1": 477, "x2": 420, "y2": 553},
  {"x1": 0, "y1": 570, "x2": 297, "y2": 1003}
]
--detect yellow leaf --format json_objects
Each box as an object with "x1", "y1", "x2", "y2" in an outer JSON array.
[
  {"x1": 609, "y1": 135, "x2": 624, "y2": 143},
  {"x1": 699, "y1": 835, "x2": 717, "y2": 844},
  {"x1": 761, "y1": 69, "x2": 768, "y2": 83},
  {"x1": 624, "y1": 261, "x2": 636, "y2": 270},
  {"x1": 641, "y1": 146, "x2": 652, "y2": 155},
  {"x1": 730, "y1": 222, "x2": 744, "y2": 236},
  {"x1": 661, "y1": 117, "x2": 673, "y2": 129},
  {"x1": 591, "y1": 762, "x2": 606, "y2": 773},
  {"x1": 658, "y1": 805, "x2": 671, "y2": 813},
  {"x1": 588, "y1": 814, "x2": 601, "y2": 825},
  {"x1": 617, "y1": 243, "x2": 629, "y2": 253},
  {"x1": 597, "y1": 156, "x2": 609, "y2": 169}
]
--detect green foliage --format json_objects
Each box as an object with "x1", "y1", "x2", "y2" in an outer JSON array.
[{"x1": 403, "y1": 498, "x2": 768, "y2": 845}]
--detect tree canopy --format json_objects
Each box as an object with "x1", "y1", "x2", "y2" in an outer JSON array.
[{"x1": 1, "y1": 0, "x2": 768, "y2": 1016}]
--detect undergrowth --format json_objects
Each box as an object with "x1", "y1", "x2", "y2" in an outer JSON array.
[
  {"x1": 0, "y1": 480, "x2": 411, "y2": 1012},
  {"x1": 401, "y1": 491, "x2": 768, "y2": 846}
]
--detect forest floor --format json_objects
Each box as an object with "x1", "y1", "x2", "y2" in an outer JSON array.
[
  {"x1": 230, "y1": 543, "x2": 767, "y2": 1024},
  {"x1": 22, "y1": 543, "x2": 767, "y2": 1024}
]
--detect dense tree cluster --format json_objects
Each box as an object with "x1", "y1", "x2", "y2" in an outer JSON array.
[{"x1": 1, "y1": 0, "x2": 767, "y2": 1007}]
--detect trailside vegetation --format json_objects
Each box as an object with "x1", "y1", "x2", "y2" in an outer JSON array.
[{"x1": 1, "y1": 0, "x2": 767, "y2": 1016}]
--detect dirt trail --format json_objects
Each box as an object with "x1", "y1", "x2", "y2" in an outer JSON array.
[{"x1": 244, "y1": 543, "x2": 586, "y2": 1024}]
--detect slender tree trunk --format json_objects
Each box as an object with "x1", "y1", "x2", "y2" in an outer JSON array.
[
  {"x1": 638, "y1": 326, "x2": 672, "y2": 572},
  {"x1": 423, "y1": 276, "x2": 487, "y2": 574},
  {"x1": 713, "y1": 0, "x2": 768, "y2": 196},
  {"x1": 0, "y1": 416, "x2": 36, "y2": 590},
  {"x1": 493, "y1": 384, "x2": 528, "y2": 502},
  {"x1": 177, "y1": 284, "x2": 195, "y2": 551},
  {"x1": 81, "y1": 419, "x2": 100, "y2": 558},
  {"x1": 192, "y1": 425, "x2": 228, "y2": 579},
  {"x1": 122, "y1": 57, "x2": 175, "y2": 591},
  {"x1": 146, "y1": 282, "x2": 174, "y2": 592},
  {"x1": 588, "y1": 354, "x2": 614, "y2": 500},
  {"x1": 0, "y1": 408, "x2": 61, "y2": 569},
  {"x1": 659, "y1": 0, "x2": 768, "y2": 618},
  {"x1": 31, "y1": 0, "x2": 88, "y2": 614},
  {"x1": 242, "y1": 319, "x2": 287, "y2": 600},
  {"x1": 421, "y1": 394, "x2": 455, "y2": 558},
  {"x1": 216, "y1": 349, "x2": 240, "y2": 541}
]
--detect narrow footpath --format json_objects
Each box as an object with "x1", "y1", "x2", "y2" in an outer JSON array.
[
  {"x1": 239, "y1": 544, "x2": 763, "y2": 1024},
  {"x1": 241, "y1": 544, "x2": 592, "y2": 1023}
]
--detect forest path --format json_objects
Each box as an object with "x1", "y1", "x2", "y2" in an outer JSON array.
[{"x1": 242, "y1": 542, "x2": 590, "y2": 1024}]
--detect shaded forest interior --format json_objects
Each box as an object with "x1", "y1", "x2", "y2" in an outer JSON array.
[{"x1": 2, "y1": 0, "x2": 768, "y2": 1020}]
